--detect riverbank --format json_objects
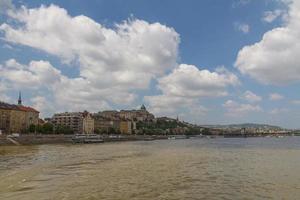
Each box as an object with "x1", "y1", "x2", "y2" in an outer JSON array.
[
  {"x1": 0, "y1": 134, "x2": 169, "y2": 146},
  {"x1": 0, "y1": 134, "x2": 294, "y2": 146}
]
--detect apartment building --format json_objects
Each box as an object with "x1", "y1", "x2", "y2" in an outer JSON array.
[{"x1": 52, "y1": 111, "x2": 94, "y2": 134}]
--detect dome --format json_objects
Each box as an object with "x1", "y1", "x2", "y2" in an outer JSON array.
[{"x1": 140, "y1": 104, "x2": 146, "y2": 110}]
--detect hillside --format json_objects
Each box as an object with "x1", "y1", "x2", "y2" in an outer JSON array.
[{"x1": 202, "y1": 123, "x2": 283, "y2": 130}]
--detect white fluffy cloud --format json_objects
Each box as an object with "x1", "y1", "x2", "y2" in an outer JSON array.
[
  {"x1": 269, "y1": 93, "x2": 284, "y2": 101},
  {"x1": 291, "y1": 100, "x2": 300, "y2": 105},
  {"x1": 235, "y1": 0, "x2": 300, "y2": 85},
  {"x1": 223, "y1": 100, "x2": 262, "y2": 117},
  {"x1": 232, "y1": 0, "x2": 251, "y2": 8},
  {"x1": 0, "y1": 4, "x2": 180, "y2": 114},
  {"x1": 0, "y1": 82, "x2": 11, "y2": 102},
  {"x1": 156, "y1": 64, "x2": 239, "y2": 98},
  {"x1": 0, "y1": 0, "x2": 14, "y2": 14},
  {"x1": 0, "y1": 4, "x2": 179, "y2": 91},
  {"x1": 269, "y1": 108, "x2": 288, "y2": 115},
  {"x1": 262, "y1": 10, "x2": 285, "y2": 23},
  {"x1": 242, "y1": 90, "x2": 262, "y2": 102},
  {"x1": 235, "y1": 23, "x2": 250, "y2": 34},
  {"x1": 0, "y1": 59, "x2": 62, "y2": 89},
  {"x1": 145, "y1": 64, "x2": 239, "y2": 116}
]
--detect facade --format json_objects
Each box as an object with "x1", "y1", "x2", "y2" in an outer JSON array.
[
  {"x1": 52, "y1": 111, "x2": 94, "y2": 134},
  {"x1": 119, "y1": 105, "x2": 155, "y2": 122},
  {"x1": 0, "y1": 102, "x2": 16, "y2": 134},
  {"x1": 97, "y1": 110, "x2": 119, "y2": 120},
  {"x1": 0, "y1": 97, "x2": 39, "y2": 134},
  {"x1": 93, "y1": 114, "x2": 120, "y2": 133},
  {"x1": 82, "y1": 111, "x2": 94, "y2": 134},
  {"x1": 18, "y1": 106, "x2": 39, "y2": 129},
  {"x1": 120, "y1": 121, "x2": 133, "y2": 134},
  {"x1": 10, "y1": 109, "x2": 26, "y2": 133}
]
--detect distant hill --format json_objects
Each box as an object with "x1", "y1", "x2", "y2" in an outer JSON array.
[{"x1": 201, "y1": 123, "x2": 283, "y2": 130}]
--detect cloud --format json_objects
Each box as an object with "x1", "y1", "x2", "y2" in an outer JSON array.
[
  {"x1": 269, "y1": 108, "x2": 288, "y2": 115},
  {"x1": 242, "y1": 90, "x2": 262, "y2": 103},
  {"x1": 0, "y1": 4, "x2": 179, "y2": 91},
  {"x1": 232, "y1": 0, "x2": 251, "y2": 8},
  {"x1": 145, "y1": 95, "x2": 200, "y2": 117},
  {"x1": 0, "y1": 0, "x2": 14, "y2": 14},
  {"x1": 269, "y1": 93, "x2": 284, "y2": 101},
  {"x1": 235, "y1": 0, "x2": 300, "y2": 85},
  {"x1": 145, "y1": 64, "x2": 239, "y2": 116},
  {"x1": 235, "y1": 22, "x2": 250, "y2": 34},
  {"x1": 291, "y1": 100, "x2": 300, "y2": 105},
  {"x1": 262, "y1": 9, "x2": 285, "y2": 23},
  {"x1": 0, "y1": 82, "x2": 11, "y2": 102},
  {"x1": 30, "y1": 96, "x2": 56, "y2": 118},
  {"x1": 156, "y1": 64, "x2": 239, "y2": 98},
  {"x1": 0, "y1": 59, "x2": 62, "y2": 89},
  {"x1": 223, "y1": 100, "x2": 262, "y2": 117},
  {"x1": 0, "y1": 4, "x2": 180, "y2": 115}
]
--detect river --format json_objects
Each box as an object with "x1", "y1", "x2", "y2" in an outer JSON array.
[{"x1": 1, "y1": 137, "x2": 300, "y2": 200}]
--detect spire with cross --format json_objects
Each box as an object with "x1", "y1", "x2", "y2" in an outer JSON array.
[{"x1": 18, "y1": 91, "x2": 22, "y2": 105}]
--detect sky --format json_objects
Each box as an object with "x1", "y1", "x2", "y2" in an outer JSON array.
[{"x1": 0, "y1": 0, "x2": 300, "y2": 128}]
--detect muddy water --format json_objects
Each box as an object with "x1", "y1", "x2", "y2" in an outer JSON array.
[{"x1": 1, "y1": 137, "x2": 300, "y2": 200}]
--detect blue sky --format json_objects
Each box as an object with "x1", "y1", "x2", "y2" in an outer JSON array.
[{"x1": 1, "y1": 0, "x2": 300, "y2": 128}]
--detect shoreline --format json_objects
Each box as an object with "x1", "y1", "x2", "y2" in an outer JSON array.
[
  {"x1": 0, "y1": 134, "x2": 295, "y2": 146},
  {"x1": 0, "y1": 134, "x2": 169, "y2": 146}
]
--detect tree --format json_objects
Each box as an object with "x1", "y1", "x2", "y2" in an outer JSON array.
[
  {"x1": 55, "y1": 125, "x2": 74, "y2": 135},
  {"x1": 28, "y1": 124, "x2": 36, "y2": 133},
  {"x1": 42, "y1": 123, "x2": 54, "y2": 134}
]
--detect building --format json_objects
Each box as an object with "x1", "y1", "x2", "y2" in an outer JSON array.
[
  {"x1": 17, "y1": 92, "x2": 39, "y2": 130},
  {"x1": 97, "y1": 110, "x2": 119, "y2": 120},
  {"x1": 0, "y1": 102, "x2": 17, "y2": 134},
  {"x1": 120, "y1": 121, "x2": 133, "y2": 134},
  {"x1": 52, "y1": 111, "x2": 94, "y2": 134},
  {"x1": 82, "y1": 111, "x2": 94, "y2": 134},
  {"x1": 0, "y1": 93, "x2": 39, "y2": 134},
  {"x1": 18, "y1": 106, "x2": 39, "y2": 129},
  {"x1": 119, "y1": 105, "x2": 155, "y2": 122},
  {"x1": 9, "y1": 108, "x2": 26, "y2": 133}
]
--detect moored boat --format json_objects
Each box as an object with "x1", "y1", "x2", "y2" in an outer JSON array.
[
  {"x1": 168, "y1": 135, "x2": 188, "y2": 140},
  {"x1": 72, "y1": 134, "x2": 104, "y2": 144}
]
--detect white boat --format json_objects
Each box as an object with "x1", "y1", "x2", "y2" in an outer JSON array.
[
  {"x1": 72, "y1": 134, "x2": 104, "y2": 143},
  {"x1": 168, "y1": 135, "x2": 188, "y2": 140}
]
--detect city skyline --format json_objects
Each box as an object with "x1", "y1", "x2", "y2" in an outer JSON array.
[{"x1": 0, "y1": 0, "x2": 300, "y2": 128}]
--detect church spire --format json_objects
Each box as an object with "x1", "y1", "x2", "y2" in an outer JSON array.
[{"x1": 18, "y1": 91, "x2": 22, "y2": 105}]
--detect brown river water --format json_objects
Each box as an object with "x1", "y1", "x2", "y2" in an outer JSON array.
[{"x1": 1, "y1": 137, "x2": 300, "y2": 200}]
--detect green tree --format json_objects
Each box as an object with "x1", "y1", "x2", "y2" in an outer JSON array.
[
  {"x1": 55, "y1": 125, "x2": 74, "y2": 135},
  {"x1": 42, "y1": 123, "x2": 54, "y2": 134},
  {"x1": 28, "y1": 124, "x2": 36, "y2": 133}
]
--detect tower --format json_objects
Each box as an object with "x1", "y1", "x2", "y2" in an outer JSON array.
[
  {"x1": 18, "y1": 91, "x2": 22, "y2": 105},
  {"x1": 140, "y1": 104, "x2": 146, "y2": 111}
]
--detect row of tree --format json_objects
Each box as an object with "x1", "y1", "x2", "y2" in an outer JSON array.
[{"x1": 28, "y1": 123, "x2": 74, "y2": 134}]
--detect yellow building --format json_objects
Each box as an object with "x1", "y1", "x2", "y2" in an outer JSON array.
[
  {"x1": 10, "y1": 109, "x2": 26, "y2": 133},
  {"x1": 18, "y1": 106, "x2": 39, "y2": 129},
  {"x1": 0, "y1": 102, "x2": 27, "y2": 134},
  {"x1": 0, "y1": 103, "x2": 13, "y2": 134},
  {"x1": 120, "y1": 121, "x2": 133, "y2": 134},
  {"x1": 0, "y1": 94, "x2": 40, "y2": 134},
  {"x1": 83, "y1": 111, "x2": 94, "y2": 134}
]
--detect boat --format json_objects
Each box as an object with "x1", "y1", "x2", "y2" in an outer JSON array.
[
  {"x1": 143, "y1": 137, "x2": 155, "y2": 141},
  {"x1": 168, "y1": 135, "x2": 188, "y2": 140},
  {"x1": 72, "y1": 134, "x2": 104, "y2": 144}
]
